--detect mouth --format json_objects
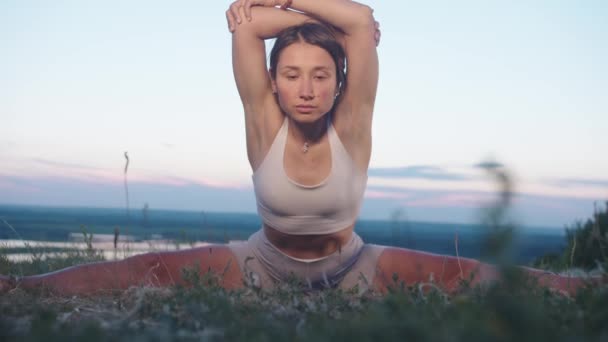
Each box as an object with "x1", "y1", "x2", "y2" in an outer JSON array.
[{"x1": 295, "y1": 105, "x2": 316, "y2": 113}]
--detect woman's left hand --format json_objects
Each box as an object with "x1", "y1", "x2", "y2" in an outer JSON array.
[{"x1": 227, "y1": 0, "x2": 291, "y2": 29}]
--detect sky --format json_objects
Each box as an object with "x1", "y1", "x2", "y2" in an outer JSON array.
[{"x1": 1, "y1": 0, "x2": 607, "y2": 228}]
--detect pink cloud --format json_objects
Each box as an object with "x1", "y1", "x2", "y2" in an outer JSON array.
[
  {"x1": 130, "y1": 174, "x2": 191, "y2": 187},
  {"x1": 364, "y1": 190, "x2": 411, "y2": 200},
  {"x1": 0, "y1": 170, "x2": 247, "y2": 194},
  {"x1": 404, "y1": 193, "x2": 495, "y2": 208},
  {"x1": 0, "y1": 178, "x2": 42, "y2": 194}
]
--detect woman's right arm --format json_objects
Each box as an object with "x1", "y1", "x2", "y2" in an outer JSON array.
[{"x1": 228, "y1": 6, "x2": 311, "y2": 169}]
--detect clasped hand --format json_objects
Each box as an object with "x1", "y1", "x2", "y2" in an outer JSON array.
[
  {"x1": 226, "y1": 0, "x2": 291, "y2": 32},
  {"x1": 225, "y1": 0, "x2": 381, "y2": 47}
]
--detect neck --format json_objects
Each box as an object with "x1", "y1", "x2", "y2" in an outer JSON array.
[{"x1": 288, "y1": 116, "x2": 328, "y2": 145}]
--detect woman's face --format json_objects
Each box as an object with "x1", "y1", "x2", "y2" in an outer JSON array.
[{"x1": 271, "y1": 42, "x2": 338, "y2": 123}]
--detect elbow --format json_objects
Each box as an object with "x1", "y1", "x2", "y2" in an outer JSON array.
[
  {"x1": 353, "y1": 5, "x2": 375, "y2": 29},
  {"x1": 344, "y1": 5, "x2": 375, "y2": 34},
  {"x1": 230, "y1": 7, "x2": 269, "y2": 39}
]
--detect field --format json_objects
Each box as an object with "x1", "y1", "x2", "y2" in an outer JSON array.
[
  {"x1": 1, "y1": 253, "x2": 607, "y2": 341},
  {"x1": 1, "y1": 204, "x2": 607, "y2": 341}
]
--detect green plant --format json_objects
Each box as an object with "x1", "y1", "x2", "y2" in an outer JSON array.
[{"x1": 534, "y1": 201, "x2": 608, "y2": 272}]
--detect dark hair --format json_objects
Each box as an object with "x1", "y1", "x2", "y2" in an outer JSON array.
[{"x1": 269, "y1": 22, "x2": 347, "y2": 100}]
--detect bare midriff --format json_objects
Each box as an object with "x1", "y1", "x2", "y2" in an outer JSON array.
[{"x1": 263, "y1": 223, "x2": 355, "y2": 259}]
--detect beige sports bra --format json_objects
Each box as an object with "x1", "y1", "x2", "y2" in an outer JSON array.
[{"x1": 252, "y1": 117, "x2": 368, "y2": 235}]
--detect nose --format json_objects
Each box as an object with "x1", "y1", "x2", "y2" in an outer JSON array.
[{"x1": 298, "y1": 78, "x2": 314, "y2": 100}]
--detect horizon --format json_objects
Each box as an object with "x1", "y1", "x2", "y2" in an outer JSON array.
[{"x1": 0, "y1": 202, "x2": 581, "y2": 231}]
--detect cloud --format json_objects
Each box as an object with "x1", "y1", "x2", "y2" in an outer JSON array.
[
  {"x1": 26, "y1": 158, "x2": 124, "y2": 185},
  {"x1": 0, "y1": 174, "x2": 257, "y2": 214},
  {"x1": 368, "y1": 165, "x2": 471, "y2": 181},
  {"x1": 364, "y1": 189, "x2": 411, "y2": 200},
  {"x1": 0, "y1": 176, "x2": 43, "y2": 194},
  {"x1": 131, "y1": 173, "x2": 247, "y2": 189},
  {"x1": 473, "y1": 161, "x2": 506, "y2": 170},
  {"x1": 0, "y1": 140, "x2": 17, "y2": 150},
  {"x1": 550, "y1": 178, "x2": 608, "y2": 188},
  {"x1": 31, "y1": 158, "x2": 104, "y2": 171},
  {"x1": 402, "y1": 193, "x2": 494, "y2": 209},
  {"x1": 360, "y1": 185, "x2": 602, "y2": 227},
  {"x1": 2, "y1": 173, "x2": 604, "y2": 228},
  {"x1": 365, "y1": 185, "x2": 495, "y2": 209}
]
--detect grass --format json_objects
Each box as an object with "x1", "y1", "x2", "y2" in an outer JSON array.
[
  {"x1": 1, "y1": 251, "x2": 607, "y2": 341},
  {"x1": 532, "y1": 201, "x2": 608, "y2": 275},
  {"x1": 0, "y1": 246, "x2": 105, "y2": 278},
  {"x1": 1, "y1": 221, "x2": 607, "y2": 341}
]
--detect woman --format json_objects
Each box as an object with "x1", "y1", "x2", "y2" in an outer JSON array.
[
  {"x1": 226, "y1": 0, "x2": 379, "y2": 290},
  {"x1": 0, "y1": 0, "x2": 587, "y2": 295}
]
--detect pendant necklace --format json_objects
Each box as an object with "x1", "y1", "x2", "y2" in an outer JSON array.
[{"x1": 302, "y1": 142, "x2": 310, "y2": 153}]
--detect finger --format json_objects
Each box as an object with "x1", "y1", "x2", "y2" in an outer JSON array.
[
  {"x1": 230, "y1": 2, "x2": 242, "y2": 24},
  {"x1": 244, "y1": 0, "x2": 252, "y2": 21},
  {"x1": 226, "y1": 10, "x2": 235, "y2": 32}
]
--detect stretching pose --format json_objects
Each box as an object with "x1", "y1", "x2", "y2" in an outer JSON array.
[{"x1": 0, "y1": 0, "x2": 589, "y2": 295}]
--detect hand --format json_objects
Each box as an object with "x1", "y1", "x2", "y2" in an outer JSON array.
[{"x1": 226, "y1": 0, "x2": 291, "y2": 32}]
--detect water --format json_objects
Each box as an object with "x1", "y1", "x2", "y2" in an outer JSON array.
[
  {"x1": 0, "y1": 204, "x2": 567, "y2": 264},
  {"x1": 0, "y1": 237, "x2": 214, "y2": 262}
]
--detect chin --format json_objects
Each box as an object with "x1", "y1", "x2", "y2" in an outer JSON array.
[
  {"x1": 294, "y1": 115, "x2": 319, "y2": 123},
  {"x1": 290, "y1": 111, "x2": 329, "y2": 124}
]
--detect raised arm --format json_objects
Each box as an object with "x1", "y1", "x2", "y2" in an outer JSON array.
[
  {"x1": 232, "y1": 0, "x2": 379, "y2": 170},
  {"x1": 290, "y1": 1, "x2": 378, "y2": 170},
  {"x1": 236, "y1": 0, "x2": 373, "y2": 36},
  {"x1": 228, "y1": 5, "x2": 313, "y2": 169}
]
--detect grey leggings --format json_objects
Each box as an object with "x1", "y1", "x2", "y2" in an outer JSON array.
[{"x1": 228, "y1": 230, "x2": 386, "y2": 292}]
